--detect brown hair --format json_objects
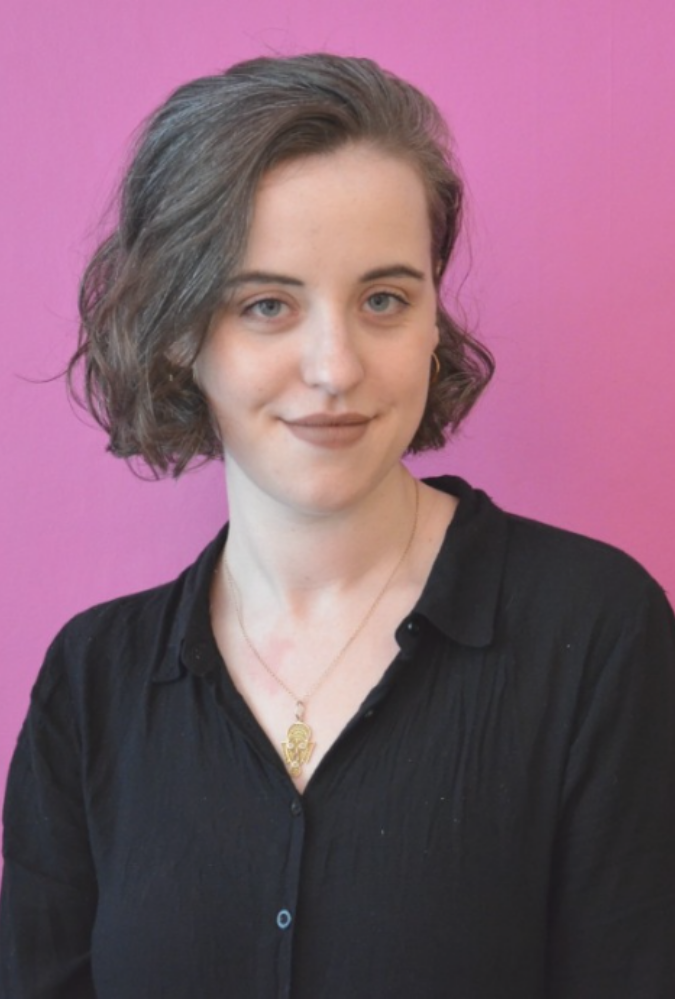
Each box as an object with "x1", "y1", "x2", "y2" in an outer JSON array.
[{"x1": 69, "y1": 53, "x2": 494, "y2": 476}]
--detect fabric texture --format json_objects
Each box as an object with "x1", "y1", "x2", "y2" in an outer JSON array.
[{"x1": 2, "y1": 476, "x2": 674, "y2": 998}]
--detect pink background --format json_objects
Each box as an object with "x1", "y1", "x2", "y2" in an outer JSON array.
[{"x1": 1, "y1": 0, "x2": 674, "y2": 817}]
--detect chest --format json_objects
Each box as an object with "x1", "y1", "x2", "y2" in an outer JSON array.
[
  {"x1": 85, "y1": 640, "x2": 561, "y2": 998},
  {"x1": 212, "y1": 599, "x2": 410, "y2": 790}
]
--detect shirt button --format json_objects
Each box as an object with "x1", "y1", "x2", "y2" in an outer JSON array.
[
  {"x1": 276, "y1": 909, "x2": 292, "y2": 930},
  {"x1": 364, "y1": 709, "x2": 375, "y2": 719},
  {"x1": 406, "y1": 617, "x2": 420, "y2": 635},
  {"x1": 190, "y1": 642, "x2": 208, "y2": 663},
  {"x1": 290, "y1": 800, "x2": 302, "y2": 817}
]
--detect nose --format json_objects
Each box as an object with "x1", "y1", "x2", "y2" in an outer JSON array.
[{"x1": 300, "y1": 310, "x2": 365, "y2": 395}]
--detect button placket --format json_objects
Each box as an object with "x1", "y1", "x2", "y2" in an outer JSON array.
[{"x1": 274, "y1": 790, "x2": 306, "y2": 991}]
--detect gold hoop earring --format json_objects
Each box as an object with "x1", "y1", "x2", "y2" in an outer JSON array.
[{"x1": 430, "y1": 351, "x2": 441, "y2": 384}]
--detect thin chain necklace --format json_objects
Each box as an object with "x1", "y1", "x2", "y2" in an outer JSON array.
[{"x1": 222, "y1": 478, "x2": 420, "y2": 781}]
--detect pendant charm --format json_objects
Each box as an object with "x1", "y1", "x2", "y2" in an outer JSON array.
[{"x1": 282, "y1": 704, "x2": 315, "y2": 779}]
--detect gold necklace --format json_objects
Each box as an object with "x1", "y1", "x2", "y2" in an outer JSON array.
[{"x1": 222, "y1": 478, "x2": 420, "y2": 781}]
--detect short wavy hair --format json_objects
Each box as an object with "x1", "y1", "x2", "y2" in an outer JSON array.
[{"x1": 69, "y1": 53, "x2": 494, "y2": 476}]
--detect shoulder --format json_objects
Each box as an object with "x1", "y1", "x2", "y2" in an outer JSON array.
[
  {"x1": 425, "y1": 475, "x2": 673, "y2": 648},
  {"x1": 56, "y1": 572, "x2": 188, "y2": 657},
  {"x1": 503, "y1": 511, "x2": 675, "y2": 664},
  {"x1": 502, "y1": 507, "x2": 672, "y2": 639},
  {"x1": 35, "y1": 526, "x2": 226, "y2": 700},
  {"x1": 504, "y1": 509, "x2": 662, "y2": 602},
  {"x1": 442, "y1": 474, "x2": 667, "y2": 606}
]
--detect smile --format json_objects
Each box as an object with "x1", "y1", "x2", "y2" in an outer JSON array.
[{"x1": 282, "y1": 413, "x2": 372, "y2": 448}]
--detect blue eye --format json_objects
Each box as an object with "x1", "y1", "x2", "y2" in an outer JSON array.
[
  {"x1": 366, "y1": 292, "x2": 406, "y2": 314},
  {"x1": 249, "y1": 298, "x2": 285, "y2": 318},
  {"x1": 368, "y1": 293, "x2": 392, "y2": 312}
]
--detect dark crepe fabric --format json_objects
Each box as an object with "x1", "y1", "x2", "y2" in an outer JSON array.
[{"x1": 2, "y1": 477, "x2": 675, "y2": 998}]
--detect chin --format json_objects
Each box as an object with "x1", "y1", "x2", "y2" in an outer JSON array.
[
  {"x1": 276, "y1": 464, "x2": 404, "y2": 518},
  {"x1": 280, "y1": 484, "x2": 367, "y2": 517}
]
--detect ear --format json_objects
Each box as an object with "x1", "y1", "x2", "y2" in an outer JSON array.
[{"x1": 164, "y1": 329, "x2": 204, "y2": 385}]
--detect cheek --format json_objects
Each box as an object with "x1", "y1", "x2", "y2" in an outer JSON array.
[
  {"x1": 400, "y1": 342, "x2": 437, "y2": 392},
  {"x1": 198, "y1": 357, "x2": 284, "y2": 432},
  {"x1": 194, "y1": 341, "x2": 243, "y2": 407}
]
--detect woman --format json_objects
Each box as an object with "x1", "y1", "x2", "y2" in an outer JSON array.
[{"x1": 1, "y1": 54, "x2": 674, "y2": 998}]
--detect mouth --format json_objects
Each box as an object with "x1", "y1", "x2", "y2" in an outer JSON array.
[
  {"x1": 282, "y1": 413, "x2": 372, "y2": 447},
  {"x1": 285, "y1": 413, "x2": 371, "y2": 428}
]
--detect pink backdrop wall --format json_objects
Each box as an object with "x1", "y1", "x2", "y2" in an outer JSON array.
[{"x1": 2, "y1": 1, "x2": 674, "y2": 816}]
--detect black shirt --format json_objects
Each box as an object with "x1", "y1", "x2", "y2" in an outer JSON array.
[{"x1": 2, "y1": 477, "x2": 675, "y2": 998}]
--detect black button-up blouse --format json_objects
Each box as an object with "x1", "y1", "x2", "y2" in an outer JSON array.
[{"x1": 2, "y1": 477, "x2": 674, "y2": 997}]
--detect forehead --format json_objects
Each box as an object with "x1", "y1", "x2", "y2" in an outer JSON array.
[{"x1": 242, "y1": 144, "x2": 433, "y2": 268}]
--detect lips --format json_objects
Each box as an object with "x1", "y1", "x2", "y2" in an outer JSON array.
[
  {"x1": 287, "y1": 413, "x2": 370, "y2": 428},
  {"x1": 283, "y1": 412, "x2": 371, "y2": 447}
]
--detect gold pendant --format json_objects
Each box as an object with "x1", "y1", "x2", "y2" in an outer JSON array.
[{"x1": 282, "y1": 704, "x2": 315, "y2": 780}]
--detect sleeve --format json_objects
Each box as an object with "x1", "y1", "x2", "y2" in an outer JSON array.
[
  {"x1": 547, "y1": 577, "x2": 675, "y2": 997},
  {"x1": 0, "y1": 633, "x2": 98, "y2": 999}
]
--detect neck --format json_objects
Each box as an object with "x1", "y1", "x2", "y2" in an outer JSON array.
[{"x1": 221, "y1": 462, "x2": 419, "y2": 613}]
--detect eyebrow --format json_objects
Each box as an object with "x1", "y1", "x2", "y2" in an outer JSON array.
[
  {"x1": 224, "y1": 271, "x2": 303, "y2": 289},
  {"x1": 225, "y1": 264, "x2": 426, "y2": 288},
  {"x1": 359, "y1": 265, "x2": 426, "y2": 283}
]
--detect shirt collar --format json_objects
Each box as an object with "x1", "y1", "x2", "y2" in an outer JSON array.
[
  {"x1": 151, "y1": 523, "x2": 229, "y2": 683},
  {"x1": 406, "y1": 476, "x2": 508, "y2": 648},
  {"x1": 151, "y1": 476, "x2": 508, "y2": 683}
]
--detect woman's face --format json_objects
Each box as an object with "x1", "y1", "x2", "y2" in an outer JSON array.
[{"x1": 195, "y1": 142, "x2": 439, "y2": 515}]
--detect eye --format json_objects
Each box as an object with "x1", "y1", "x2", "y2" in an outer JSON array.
[
  {"x1": 365, "y1": 291, "x2": 408, "y2": 315},
  {"x1": 244, "y1": 297, "x2": 287, "y2": 319}
]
